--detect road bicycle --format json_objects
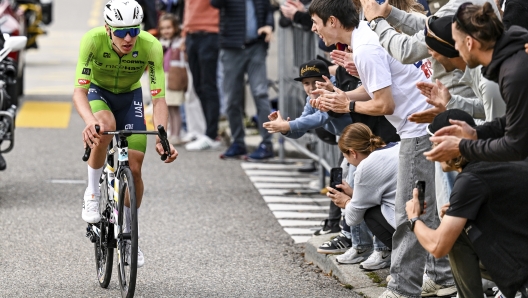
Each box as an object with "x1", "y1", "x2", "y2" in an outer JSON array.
[{"x1": 83, "y1": 125, "x2": 170, "y2": 298}]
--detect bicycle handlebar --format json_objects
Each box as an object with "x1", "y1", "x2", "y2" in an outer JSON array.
[{"x1": 82, "y1": 125, "x2": 171, "y2": 162}]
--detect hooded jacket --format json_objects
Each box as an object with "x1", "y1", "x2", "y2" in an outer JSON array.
[{"x1": 459, "y1": 26, "x2": 528, "y2": 161}]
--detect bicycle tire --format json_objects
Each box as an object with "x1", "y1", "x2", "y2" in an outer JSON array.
[
  {"x1": 116, "y1": 167, "x2": 138, "y2": 298},
  {"x1": 94, "y1": 174, "x2": 114, "y2": 288}
]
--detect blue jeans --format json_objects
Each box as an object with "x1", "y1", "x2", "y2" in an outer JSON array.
[
  {"x1": 220, "y1": 43, "x2": 272, "y2": 146},
  {"x1": 346, "y1": 164, "x2": 389, "y2": 251},
  {"x1": 388, "y1": 135, "x2": 454, "y2": 298}
]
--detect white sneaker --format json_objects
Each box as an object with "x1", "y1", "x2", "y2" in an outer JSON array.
[
  {"x1": 336, "y1": 247, "x2": 373, "y2": 264},
  {"x1": 181, "y1": 131, "x2": 199, "y2": 143},
  {"x1": 185, "y1": 135, "x2": 221, "y2": 151},
  {"x1": 125, "y1": 241, "x2": 145, "y2": 268},
  {"x1": 422, "y1": 273, "x2": 457, "y2": 297},
  {"x1": 378, "y1": 289, "x2": 406, "y2": 298},
  {"x1": 359, "y1": 250, "x2": 391, "y2": 270},
  {"x1": 82, "y1": 194, "x2": 101, "y2": 223}
]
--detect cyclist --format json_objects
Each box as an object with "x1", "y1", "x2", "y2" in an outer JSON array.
[{"x1": 73, "y1": 0, "x2": 178, "y2": 267}]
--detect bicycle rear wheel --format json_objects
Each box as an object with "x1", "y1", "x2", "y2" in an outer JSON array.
[
  {"x1": 116, "y1": 167, "x2": 138, "y2": 298},
  {"x1": 94, "y1": 174, "x2": 114, "y2": 288}
]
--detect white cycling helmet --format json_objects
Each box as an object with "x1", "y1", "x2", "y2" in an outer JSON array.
[{"x1": 104, "y1": 0, "x2": 144, "y2": 27}]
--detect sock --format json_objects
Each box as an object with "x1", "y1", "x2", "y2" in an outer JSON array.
[
  {"x1": 84, "y1": 165, "x2": 104, "y2": 197},
  {"x1": 342, "y1": 230, "x2": 351, "y2": 239}
]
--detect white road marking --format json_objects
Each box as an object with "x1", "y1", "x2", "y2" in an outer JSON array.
[
  {"x1": 263, "y1": 196, "x2": 329, "y2": 203},
  {"x1": 283, "y1": 228, "x2": 318, "y2": 235},
  {"x1": 272, "y1": 212, "x2": 328, "y2": 219},
  {"x1": 268, "y1": 204, "x2": 329, "y2": 211},
  {"x1": 241, "y1": 163, "x2": 303, "y2": 170},
  {"x1": 278, "y1": 220, "x2": 322, "y2": 226},
  {"x1": 49, "y1": 179, "x2": 87, "y2": 184},
  {"x1": 292, "y1": 236, "x2": 313, "y2": 244},
  {"x1": 249, "y1": 176, "x2": 314, "y2": 183},
  {"x1": 254, "y1": 182, "x2": 309, "y2": 189},
  {"x1": 245, "y1": 170, "x2": 312, "y2": 177}
]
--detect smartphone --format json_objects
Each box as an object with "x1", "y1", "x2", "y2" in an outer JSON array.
[
  {"x1": 415, "y1": 180, "x2": 426, "y2": 214},
  {"x1": 376, "y1": 0, "x2": 386, "y2": 4},
  {"x1": 330, "y1": 167, "x2": 343, "y2": 192}
]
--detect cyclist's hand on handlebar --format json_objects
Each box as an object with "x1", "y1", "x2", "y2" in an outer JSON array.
[
  {"x1": 83, "y1": 122, "x2": 104, "y2": 149},
  {"x1": 156, "y1": 142, "x2": 178, "y2": 163}
]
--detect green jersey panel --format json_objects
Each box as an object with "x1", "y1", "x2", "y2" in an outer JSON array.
[{"x1": 74, "y1": 27, "x2": 165, "y2": 99}]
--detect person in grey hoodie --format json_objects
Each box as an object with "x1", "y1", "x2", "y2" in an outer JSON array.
[{"x1": 426, "y1": 2, "x2": 528, "y2": 163}]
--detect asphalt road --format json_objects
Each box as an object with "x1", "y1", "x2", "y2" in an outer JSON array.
[{"x1": 0, "y1": 1, "x2": 360, "y2": 297}]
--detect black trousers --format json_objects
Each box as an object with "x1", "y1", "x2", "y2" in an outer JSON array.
[{"x1": 364, "y1": 205, "x2": 395, "y2": 249}]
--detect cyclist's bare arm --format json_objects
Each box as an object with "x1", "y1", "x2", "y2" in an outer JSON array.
[{"x1": 151, "y1": 97, "x2": 178, "y2": 163}]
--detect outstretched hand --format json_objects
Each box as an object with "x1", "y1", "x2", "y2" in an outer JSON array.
[
  {"x1": 315, "y1": 75, "x2": 335, "y2": 92},
  {"x1": 433, "y1": 119, "x2": 477, "y2": 139},
  {"x1": 317, "y1": 86, "x2": 350, "y2": 113},
  {"x1": 360, "y1": 0, "x2": 391, "y2": 21},
  {"x1": 330, "y1": 50, "x2": 359, "y2": 77},
  {"x1": 263, "y1": 110, "x2": 291, "y2": 134}
]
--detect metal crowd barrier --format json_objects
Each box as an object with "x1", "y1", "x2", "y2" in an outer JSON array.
[{"x1": 277, "y1": 23, "x2": 342, "y2": 186}]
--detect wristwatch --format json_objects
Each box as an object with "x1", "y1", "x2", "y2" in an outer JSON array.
[
  {"x1": 349, "y1": 100, "x2": 356, "y2": 113},
  {"x1": 368, "y1": 17, "x2": 385, "y2": 30},
  {"x1": 408, "y1": 217, "x2": 422, "y2": 232}
]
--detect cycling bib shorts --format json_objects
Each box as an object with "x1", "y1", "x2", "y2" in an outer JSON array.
[{"x1": 88, "y1": 84, "x2": 147, "y2": 153}]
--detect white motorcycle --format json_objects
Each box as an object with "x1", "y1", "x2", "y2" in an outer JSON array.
[{"x1": 0, "y1": 34, "x2": 27, "y2": 170}]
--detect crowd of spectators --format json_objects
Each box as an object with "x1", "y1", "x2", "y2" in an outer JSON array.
[{"x1": 145, "y1": 0, "x2": 528, "y2": 296}]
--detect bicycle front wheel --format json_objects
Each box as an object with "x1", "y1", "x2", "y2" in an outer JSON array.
[
  {"x1": 94, "y1": 173, "x2": 114, "y2": 288},
  {"x1": 116, "y1": 167, "x2": 138, "y2": 298}
]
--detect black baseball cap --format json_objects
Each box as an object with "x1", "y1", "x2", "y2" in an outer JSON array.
[
  {"x1": 294, "y1": 59, "x2": 330, "y2": 81},
  {"x1": 427, "y1": 109, "x2": 476, "y2": 136},
  {"x1": 424, "y1": 15, "x2": 459, "y2": 58}
]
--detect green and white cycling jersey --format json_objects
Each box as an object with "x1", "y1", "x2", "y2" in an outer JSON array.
[{"x1": 74, "y1": 26, "x2": 165, "y2": 99}]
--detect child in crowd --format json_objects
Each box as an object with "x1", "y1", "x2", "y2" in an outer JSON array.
[{"x1": 158, "y1": 13, "x2": 185, "y2": 145}]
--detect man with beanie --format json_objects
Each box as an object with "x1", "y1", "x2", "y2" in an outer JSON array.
[
  {"x1": 417, "y1": 15, "x2": 505, "y2": 124},
  {"x1": 408, "y1": 109, "x2": 528, "y2": 298}
]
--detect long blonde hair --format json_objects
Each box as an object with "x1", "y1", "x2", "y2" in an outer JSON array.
[{"x1": 338, "y1": 123, "x2": 385, "y2": 155}]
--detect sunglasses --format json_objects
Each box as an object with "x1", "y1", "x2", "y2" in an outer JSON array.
[
  {"x1": 424, "y1": 16, "x2": 455, "y2": 48},
  {"x1": 108, "y1": 25, "x2": 141, "y2": 38},
  {"x1": 452, "y1": 2, "x2": 480, "y2": 42}
]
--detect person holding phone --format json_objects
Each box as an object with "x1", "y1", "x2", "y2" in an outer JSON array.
[
  {"x1": 327, "y1": 123, "x2": 399, "y2": 270},
  {"x1": 407, "y1": 109, "x2": 528, "y2": 298}
]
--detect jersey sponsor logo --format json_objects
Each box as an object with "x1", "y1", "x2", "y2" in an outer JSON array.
[
  {"x1": 82, "y1": 68, "x2": 91, "y2": 75},
  {"x1": 133, "y1": 101, "x2": 143, "y2": 118},
  {"x1": 150, "y1": 89, "x2": 161, "y2": 96},
  {"x1": 85, "y1": 53, "x2": 94, "y2": 67},
  {"x1": 103, "y1": 52, "x2": 111, "y2": 58},
  {"x1": 133, "y1": 7, "x2": 140, "y2": 19},
  {"x1": 132, "y1": 51, "x2": 138, "y2": 58},
  {"x1": 125, "y1": 124, "x2": 134, "y2": 130},
  {"x1": 414, "y1": 59, "x2": 432, "y2": 79},
  {"x1": 78, "y1": 79, "x2": 91, "y2": 85},
  {"x1": 121, "y1": 59, "x2": 145, "y2": 64},
  {"x1": 148, "y1": 61, "x2": 156, "y2": 84},
  {"x1": 94, "y1": 60, "x2": 103, "y2": 66}
]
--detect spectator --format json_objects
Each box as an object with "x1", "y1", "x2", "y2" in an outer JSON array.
[
  {"x1": 158, "y1": 13, "x2": 186, "y2": 145},
  {"x1": 407, "y1": 109, "x2": 528, "y2": 298},
  {"x1": 210, "y1": 0, "x2": 276, "y2": 160},
  {"x1": 182, "y1": 0, "x2": 222, "y2": 151},
  {"x1": 501, "y1": 0, "x2": 528, "y2": 31},
  {"x1": 309, "y1": 0, "x2": 455, "y2": 296},
  {"x1": 137, "y1": 0, "x2": 159, "y2": 36},
  {"x1": 425, "y1": 2, "x2": 528, "y2": 163},
  {"x1": 415, "y1": 15, "x2": 505, "y2": 124},
  {"x1": 328, "y1": 123, "x2": 399, "y2": 270}
]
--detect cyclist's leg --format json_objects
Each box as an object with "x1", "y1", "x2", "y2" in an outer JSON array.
[
  {"x1": 113, "y1": 87, "x2": 147, "y2": 209},
  {"x1": 83, "y1": 86, "x2": 116, "y2": 223}
]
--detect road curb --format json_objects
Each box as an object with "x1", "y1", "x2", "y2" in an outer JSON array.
[{"x1": 305, "y1": 234, "x2": 388, "y2": 298}]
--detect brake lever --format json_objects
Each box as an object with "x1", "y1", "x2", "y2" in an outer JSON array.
[{"x1": 82, "y1": 125, "x2": 100, "y2": 162}]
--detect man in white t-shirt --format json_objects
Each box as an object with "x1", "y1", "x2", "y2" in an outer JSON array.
[{"x1": 308, "y1": 0, "x2": 455, "y2": 297}]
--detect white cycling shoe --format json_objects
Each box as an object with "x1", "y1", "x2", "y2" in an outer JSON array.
[{"x1": 82, "y1": 194, "x2": 101, "y2": 223}]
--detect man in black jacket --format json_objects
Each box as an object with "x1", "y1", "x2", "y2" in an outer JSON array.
[
  {"x1": 210, "y1": 0, "x2": 275, "y2": 160},
  {"x1": 408, "y1": 109, "x2": 528, "y2": 298},
  {"x1": 425, "y1": 2, "x2": 528, "y2": 163}
]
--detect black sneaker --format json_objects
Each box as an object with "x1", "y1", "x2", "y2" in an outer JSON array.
[
  {"x1": 316, "y1": 232, "x2": 352, "y2": 254},
  {"x1": 313, "y1": 219, "x2": 341, "y2": 236}
]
